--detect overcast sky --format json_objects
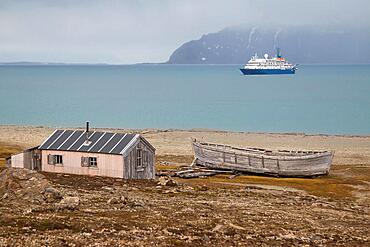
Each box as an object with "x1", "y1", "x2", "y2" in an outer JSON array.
[{"x1": 0, "y1": 0, "x2": 369, "y2": 64}]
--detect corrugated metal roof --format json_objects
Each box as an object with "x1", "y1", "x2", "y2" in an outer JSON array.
[{"x1": 39, "y1": 130, "x2": 138, "y2": 155}]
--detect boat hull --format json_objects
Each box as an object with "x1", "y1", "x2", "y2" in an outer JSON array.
[
  {"x1": 240, "y1": 68, "x2": 295, "y2": 75},
  {"x1": 192, "y1": 141, "x2": 333, "y2": 177}
]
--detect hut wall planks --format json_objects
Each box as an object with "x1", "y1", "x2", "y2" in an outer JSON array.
[
  {"x1": 123, "y1": 139, "x2": 155, "y2": 179},
  {"x1": 42, "y1": 150, "x2": 124, "y2": 178}
]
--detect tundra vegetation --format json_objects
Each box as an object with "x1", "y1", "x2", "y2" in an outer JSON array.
[{"x1": 0, "y1": 128, "x2": 369, "y2": 246}]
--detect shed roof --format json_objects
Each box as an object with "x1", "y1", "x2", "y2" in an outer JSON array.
[{"x1": 38, "y1": 130, "x2": 141, "y2": 155}]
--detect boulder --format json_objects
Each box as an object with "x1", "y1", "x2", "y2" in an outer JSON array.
[
  {"x1": 43, "y1": 186, "x2": 63, "y2": 203},
  {"x1": 157, "y1": 177, "x2": 178, "y2": 187},
  {"x1": 107, "y1": 197, "x2": 120, "y2": 204},
  {"x1": 57, "y1": 196, "x2": 80, "y2": 210}
]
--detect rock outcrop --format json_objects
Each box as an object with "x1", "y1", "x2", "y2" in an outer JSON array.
[
  {"x1": 167, "y1": 26, "x2": 370, "y2": 64},
  {"x1": 0, "y1": 168, "x2": 57, "y2": 203}
]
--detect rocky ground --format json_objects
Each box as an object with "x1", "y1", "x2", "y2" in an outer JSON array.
[
  {"x1": 0, "y1": 126, "x2": 369, "y2": 246},
  {"x1": 0, "y1": 166, "x2": 369, "y2": 247}
]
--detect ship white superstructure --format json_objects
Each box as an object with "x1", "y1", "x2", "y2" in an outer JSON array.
[
  {"x1": 240, "y1": 49, "x2": 297, "y2": 75},
  {"x1": 244, "y1": 53, "x2": 295, "y2": 70}
]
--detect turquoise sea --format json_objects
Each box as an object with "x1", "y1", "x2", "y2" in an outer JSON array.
[{"x1": 0, "y1": 65, "x2": 369, "y2": 135}]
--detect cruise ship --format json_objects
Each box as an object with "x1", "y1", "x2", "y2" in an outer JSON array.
[{"x1": 240, "y1": 49, "x2": 297, "y2": 75}]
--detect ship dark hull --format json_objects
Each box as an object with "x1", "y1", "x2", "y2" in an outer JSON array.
[{"x1": 240, "y1": 68, "x2": 296, "y2": 75}]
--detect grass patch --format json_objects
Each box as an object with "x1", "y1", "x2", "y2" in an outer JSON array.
[
  {"x1": 156, "y1": 154, "x2": 194, "y2": 171},
  {"x1": 156, "y1": 164, "x2": 179, "y2": 170},
  {"x1": 0, "y1": 143, "x2": 22, "y2": 168},
  {"x1": 0, "y1": 143, "x2": 22, "y2": 159},
  {"x1": 33, "y1": 220, "x2": 71, "y2": 231},
  {"x1": 155, "y1": 154, "x2": 370, "y2": 200},
  {"x1": 0, "y1": 216, "x2": 81, "y2": 232},
  {"x1": 156, "y1": 154, "x2": 194, "y2": 164},
  {"x1": 177, "y1": 165, "x2": 370, "y2": 200}
]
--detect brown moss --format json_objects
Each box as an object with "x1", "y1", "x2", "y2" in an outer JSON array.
[
  {"x1": 156, "y1": 164, "x2": 179, "y2": 170},
  {"x1": 174, "y1": 164, "x2": 370, "y2": 201},
  {"x1": 0, "y1": 143, "x2": 22, "y2": 157},
  {"x1": 155, "y1": 154, "x2": 370, "y2": 201},
  {"x1": 0, "y1": 143, "x2": 22, "y2": 168},
  {"x1": 0, "y1": 143, "x2": 22, "y2": 159},
  {"x1": 156, "y1": 154, "x2": 194, "y2": 164},
  {"x1": 156, "y1": 154, "x2": 194, "y2": 171}
]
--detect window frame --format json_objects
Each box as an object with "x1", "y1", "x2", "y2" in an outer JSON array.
[
  {"x1": 142, "y1": 150, "x2": 149, "y2": 167},
  {"x1": 48, "y1": 154, "x2": 63, "y2": 165},
  {"x1": 56, "y1": 155, "x2": 62, "y2": 164},
  {"x1": 81, "y1": 156, "x2": 98, "y2": 168},
  {"x1": 88, "y1": 157, "x2": 98, "y2": 168},
  {"x1": 136, "y1": 148, "x2": 142, "y2": 167}
]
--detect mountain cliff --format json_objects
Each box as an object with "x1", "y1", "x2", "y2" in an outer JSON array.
[{"x1": 166, "y1": 26, "x2": 370, "y2": 64}]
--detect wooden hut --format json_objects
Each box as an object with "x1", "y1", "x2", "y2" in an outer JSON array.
[
  {"x1": 10, "y1": 146, "x2": 41, "y2": 170},
  {"x1": 9, "y1": 125, "x2": 155, "y2": 179}
]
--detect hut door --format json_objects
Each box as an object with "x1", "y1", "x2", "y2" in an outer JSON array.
[
  {"x1": 123, "y1": 143, "x2": 148, "y2": 179},
  {"x1": 32, "y1": 151, "x2": 42, "y2": 171}
]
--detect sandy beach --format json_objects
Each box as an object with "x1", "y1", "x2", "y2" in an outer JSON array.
[{"x1": 1, "y1": 125, "x2": 370, "y2": 165}]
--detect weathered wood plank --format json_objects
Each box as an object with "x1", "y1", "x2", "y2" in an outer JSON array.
[{"x1": 192, "y1": 140, "x2": 333, "y2": 177}]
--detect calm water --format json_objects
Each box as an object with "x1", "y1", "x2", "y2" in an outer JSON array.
[{"x1": 0, "y1": 64, "x2": 369, "y2": 135}]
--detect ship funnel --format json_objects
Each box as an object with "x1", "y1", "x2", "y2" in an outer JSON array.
[{"x1": 276, "y1": 48, "x2": 282, "y2": 58}]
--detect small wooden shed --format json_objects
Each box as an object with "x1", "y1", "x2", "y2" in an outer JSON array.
[
  {"x1": 10, "y1": 128, "x2": 155, "y2": 179},
  {"x1": 10, "y1": 146, "x2": 41, "y2": 170}
]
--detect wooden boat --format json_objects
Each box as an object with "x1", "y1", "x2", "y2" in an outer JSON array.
[{"x1": 192, "y1": 139, "x2": 334, "y2": 177}]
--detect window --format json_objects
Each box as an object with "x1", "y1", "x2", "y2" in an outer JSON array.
[
  {"x1": 81, "y1": 156, "x2": 98, "y2": 168},
  {"x1": 48, "y1": 154, "x2": 63, "y2": 165},
  {"x1": 137, "y1": 148, "x2": 142, "y2": 167},
  {"x1": 55, "y1": 155, "x2": 63, "y2": 164},
  {"x1": 89, "y1": 157, "x2": 97, "y2": 167}
]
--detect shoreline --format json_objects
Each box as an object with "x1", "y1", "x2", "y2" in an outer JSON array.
[{"x1": 1, "y1": 124, "x2": 370, "y2": 138}]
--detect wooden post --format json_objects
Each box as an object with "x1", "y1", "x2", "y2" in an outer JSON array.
[
  {"x1": 248, "y1": 156, "x2": 251, "y2": 166},
  {"x1": 190, "y1": 158, "x2": 197, "y2": 167},
  {"x1": 262, "y1": 156, "x2": 265, "y2": 168}
]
